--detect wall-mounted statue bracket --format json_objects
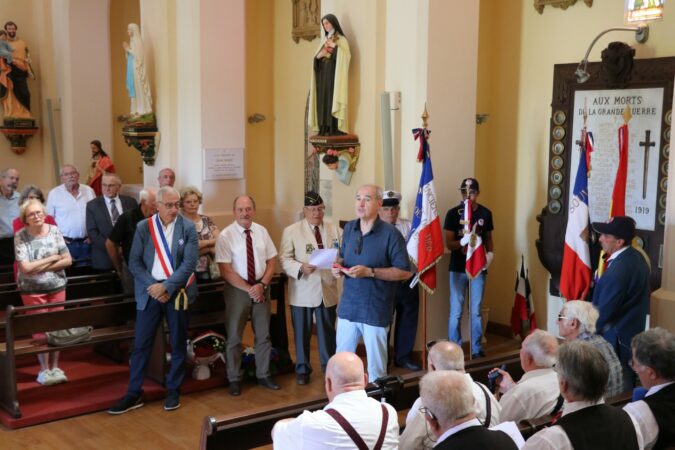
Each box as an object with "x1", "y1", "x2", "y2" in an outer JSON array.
[{"x1": 0, "y1": 119, "x2": 37, "y2": 154}]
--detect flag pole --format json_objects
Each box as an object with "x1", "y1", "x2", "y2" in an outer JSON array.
[{"x1": 421, "y1": 104, "x2": 429, "y2": 370}]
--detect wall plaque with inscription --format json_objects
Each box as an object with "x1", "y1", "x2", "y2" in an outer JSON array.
[
  {"x1": 536, "y1": 53, "x2": 674, "y2": 295},
  {"x1": 203, "y1": 148, "x2": 244, "y2": 180}
]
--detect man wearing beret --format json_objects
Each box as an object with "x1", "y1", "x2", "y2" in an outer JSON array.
[
  {"x1": 444, "y1": 178, "x2": 494, "y2": 359},
  {"x1": 379, "y1": 190, "x2": 421, "y2": 371},
  {"x1": 591, "y1": 215, "x2": 650, "y2": 391},
  {"x1": 279, "y1": 191, "x2": 342, "y2": 385}
]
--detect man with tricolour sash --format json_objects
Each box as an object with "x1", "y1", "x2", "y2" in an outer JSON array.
[{"x1": 108, "y1": 186, "x2": 198, "y2": 415}]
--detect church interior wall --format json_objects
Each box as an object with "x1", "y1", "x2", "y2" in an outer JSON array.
[{"x1": 475, "y1": 0, "x2": 675, "y2": 332}]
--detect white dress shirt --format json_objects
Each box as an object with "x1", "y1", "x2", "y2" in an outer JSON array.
[
  {"x1": 215, "y1": 221, "x2": 277, "y2": 281},
  {"x1": 271, "y1": 390, "x2": 399, "y2": 450},
  {"x1": 523, "y1": 399, "x2": 645, "y2": 450},
  {"x1": 395, "y1": 217, "x2": 412, "y2": 240},
  {"x1": 46, "y1": 183, "x2": 96, "y2": 238},
  {"x1": 499, "y1": 368, "x2": 560, "y2": 422},
  {"x1": 624, "y1": 381, "x2": 675, "y2": 450},
  {"x1": 400, "y1": 373, "x2": 502, "y2": 450},
  {"x1": 435, "y1": 418, "x2": 484, "y2": 446},
  {"x1": 150, "y1": 216, "x2": 176, "y2": 281}
]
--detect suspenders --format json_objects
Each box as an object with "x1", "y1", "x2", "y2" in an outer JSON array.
[{"x1": 325, "y1": 403, "x2": 389, "y2": 450}]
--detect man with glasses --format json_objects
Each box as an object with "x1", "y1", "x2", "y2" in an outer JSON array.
[
  {"x1": 522, "y1": 341, "x2": 642, "y2": 450},
  {"x1": 591, "y1": 216, "x2": 650, "y2": 391},
  {"x1": 108, "y1": 186, "x2": 198, "y2": 414},
  {"x1": 400, "y1": 341, "x2": 502, "y2": 449},
  {"x1": 279, "y1": 191, "x2": 341, "y2": 385},
  {"x1": 85, "y1": 174, "x2": 137, "y2": 272},
  {"x1": 419, "y1": 371, "x2": 517, "y2": 449},
  {"x1": 46, "y1": 164, "x2": 96, "y2": 266},
  {"x1": 0, "y1": 167, "x2": 20, "y2": 264},
  {"x1": 443, "y1": 178, "x2": 493, "y2": 359},
  {"x1": 379, "y1": 190, "x2": 421, "y2": 371},
  {"x1": 624, "y1": 328, "x2": 675, "y2": 450},
  {"x1": 331, "y1": 184, "x2": 411, "y2": 383},
  {"x1": 556, "y1": 300, "x2": 623, "y2": 398}
]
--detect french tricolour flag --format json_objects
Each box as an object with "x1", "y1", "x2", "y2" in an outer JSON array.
[
  {"x1": 407, "y1": 128, "x2": 444, "y2": 293},
  {"x1": 559, "y1": 130, "x2": 592, "y2": 300}
]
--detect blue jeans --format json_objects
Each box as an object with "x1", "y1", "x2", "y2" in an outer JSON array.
[
  {"x1": 65, "y1": 240, "x2": 91, "y2": 267},
  {"x1": 336, "y1": 317, "x2": 388, "y2": 383},
  {"x1": 448, "y1": 271, "x2": 486, "y2": 354}
]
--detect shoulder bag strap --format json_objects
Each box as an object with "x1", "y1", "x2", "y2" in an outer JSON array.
[
  {"x1": 325, "y1": 404, "x2": 389, "y2": 450},
  {"x1": 473, "y1": 380, "x2": 492, "y2": 428}
]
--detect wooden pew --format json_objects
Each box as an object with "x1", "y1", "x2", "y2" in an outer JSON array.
[
  {"x1": 0, "y1": 271, "x2": 119, "y2": 292},
  {"x1": 199, "y1": 349, "x2": 523, "y2": 450},
  {"x1": 0, "y1": 294, "x2": 166, "y2": 418},
  {"x1": 517, "y1": 391, "x2": 634, "y2": 439}
]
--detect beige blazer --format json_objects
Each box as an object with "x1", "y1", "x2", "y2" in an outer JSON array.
[{"x1": 279, "y1": 219, "x2": 342, "y2": 308}]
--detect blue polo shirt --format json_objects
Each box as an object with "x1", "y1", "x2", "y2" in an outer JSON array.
[{"x1": 338, "y1": 217, "x2": 410, "y2": 327}]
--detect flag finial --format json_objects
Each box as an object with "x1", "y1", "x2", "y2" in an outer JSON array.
[
  {"x1": 623, "y1": 105, "x2": 632, "y2": 124},
  {"x1": 421, "y1": 104, "x2": 429, "y2": 129}
]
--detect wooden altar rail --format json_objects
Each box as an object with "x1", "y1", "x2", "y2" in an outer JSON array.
[{"x1": 199, "y1": 350, "x2": 523, "y2": 450}]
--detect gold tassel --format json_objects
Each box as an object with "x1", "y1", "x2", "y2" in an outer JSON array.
[{"x1": 174, "y1": 288, "x2": 189, "y2": 311}]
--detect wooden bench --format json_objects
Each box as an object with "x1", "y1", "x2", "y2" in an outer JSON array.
[
  {"x1": 199, "y1": 349, "x2": 523, "y2": 450},
  {"x1": 0, "y1": 271, "x2": 119, "y2": 292},
  {"x1": 0, "y1": 294, "x2": 166, "y2": 418}
]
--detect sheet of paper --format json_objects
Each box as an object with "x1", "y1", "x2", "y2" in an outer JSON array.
[
  {"x1": 308, "y1": 249, "x2": 338, "y2": 269},
  {"x1": 490, "y1": 421, "x2": 525, "y2": 449}
]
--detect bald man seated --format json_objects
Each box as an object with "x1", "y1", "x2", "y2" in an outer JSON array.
[
  {"x1": 271, "y1": 352, "x2": 399, "y2": 449},
  {"x1": 399, "y1": 341, "x2": 501, "y2": 449}
]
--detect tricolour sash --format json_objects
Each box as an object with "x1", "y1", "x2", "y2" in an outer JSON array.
[{"x1": 148, "y1": 214, "x2": 195, "y2": 310}]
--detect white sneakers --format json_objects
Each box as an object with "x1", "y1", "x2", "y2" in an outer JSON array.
[{"x1": 36, "y1": 368, "x2": 68, "y2": 386}]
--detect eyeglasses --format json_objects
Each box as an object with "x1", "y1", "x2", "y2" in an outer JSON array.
[
  {"x1": 557, "y1": 314, "x2": 569, "y2": 321},
  {"x1": 159, "y1": 201, "x2": 179, "y2": 210},
  {"x1": 628, "y1": 358, "x2": 646, "y2": 372},
  {"x1": 419, "y1": 406, "x2": 438, "y2": 421},
  {"x1": 26, "y1": 211, "x2": 44, "y2": 219}
]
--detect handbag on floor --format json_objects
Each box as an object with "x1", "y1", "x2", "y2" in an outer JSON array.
[{"x1": 46, "y1": 326, "x2": 93, "y2": 346}]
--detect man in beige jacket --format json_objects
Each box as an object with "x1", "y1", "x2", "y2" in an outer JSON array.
[{"x1": 280, "y1": 191, "x2": 342, "y2": 385}]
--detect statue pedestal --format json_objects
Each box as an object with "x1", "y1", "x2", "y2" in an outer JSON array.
[
  {"x1": 121, "y1": 116, "x2": 159, "y2": 166},
  {"x1": 309, "y1": 134, "x2": 361, "y2": 185},
  {"x1": 1, "y1": 119, "x2": 38, "y2": 154}
]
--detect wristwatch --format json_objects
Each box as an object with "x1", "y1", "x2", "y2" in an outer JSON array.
[
  {"x1": 259, "y1": 281, "x2": 269, "y2": 292},
  {"x1": 370, "y1": 267, "x2": 376, "y2": 278}
]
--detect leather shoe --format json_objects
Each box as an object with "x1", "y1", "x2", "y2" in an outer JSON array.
[
  {"x1": 396, "y1": 361, "x2": 422, "y2": 371},
  {"x1": 296, "y1": 373, "x2": 310, "y2": 385},
  {"x1": 257, "y1": 377, "x2": 280, "y2": 390},
  {"x1": 228, "y1": 381, "x2": 241, "y2": 396},
  {"x1": 472, "y1": 350, "x2": 486, "y2": 359}
]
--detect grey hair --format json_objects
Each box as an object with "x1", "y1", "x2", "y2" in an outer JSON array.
[
  {"x1": 180, "y1": 185, "x2": 203, "y2": 203},
  {"x1": 429, "y1": 341, "x2": 465, "y2": 371},
  {"x1": 523, "y1": 329, "x2": 558, "y2": 368},
  {"x1": 420, "y1": 371, "x2": 475, "y2": 425},
  {"x1": 102, "y1": 173, "x2": 122, "y2": 185},
  {"x1": 18, "y1": 184, "x2": 45, "y2": 204},
  {"x1": 157, "y1": 186, "x2": 179, "y2": 202},
  {"x1": 138, "y1": 187, "x2": 156, "y2": 203},
  {"x1": 563, "y1": 300, "x2": 599, "y2": 334},
  {"x1": 557, "y1": 340, "x2": 608, "y2": 402},
  {"x1": 59, "y1": 164, "x2": 78, "y2": 177},
  {"x1": 632, "y1": 328, "x2": 675, "y2": 380},
  {"x1": 0, "y1": 167, "x2": 18, "y2": 178}
]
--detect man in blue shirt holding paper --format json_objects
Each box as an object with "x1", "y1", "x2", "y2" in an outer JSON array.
[{"x1": 332, "y1": 185, "x2": 412, "y2": 382}]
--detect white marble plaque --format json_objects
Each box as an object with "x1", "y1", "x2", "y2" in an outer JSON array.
[
  {"x1": 569, "y1": 88, "x2": 663, "y2": 231},
  {"x1": 203, "y1": 148, "x2": 244, "y2": 180}
]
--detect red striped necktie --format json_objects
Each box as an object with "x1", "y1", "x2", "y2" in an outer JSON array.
[
  {"x1": 314, "y1": 225, "x2": 324, "y2": 249},
  {"x1": 245, "y1": 229, "x2": 255, "y2": 284}
]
